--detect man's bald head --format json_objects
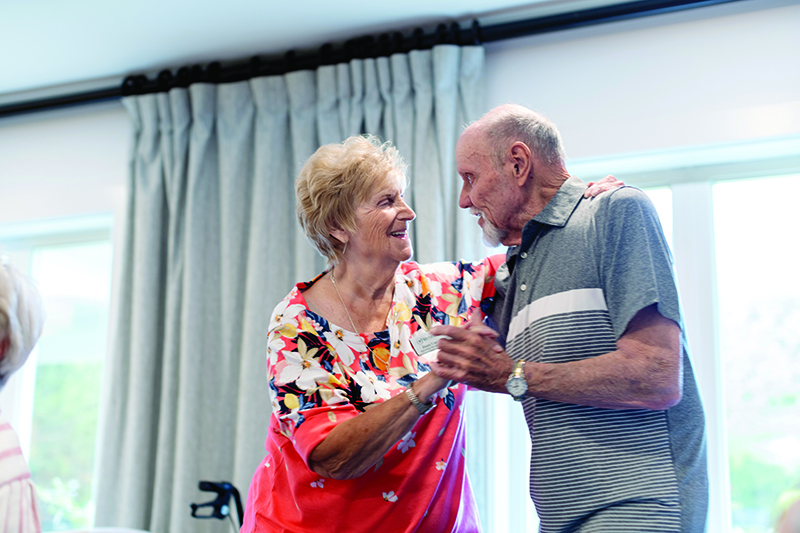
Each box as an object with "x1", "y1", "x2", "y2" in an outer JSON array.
[{"x1": 467, "y1": 104, "x2": 566, "y2": 171}]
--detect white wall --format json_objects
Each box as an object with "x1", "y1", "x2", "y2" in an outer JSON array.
[
  {"x1": 0, "y1": 101, "x2": 128, "y2": 226},
  {"x1": 485, "y1": 0, "x2": 800, "y2": 160},
  {"x1": 2, "y1": 0, "x2": 797, "y2": 220}
]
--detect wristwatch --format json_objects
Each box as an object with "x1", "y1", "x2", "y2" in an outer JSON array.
[{"x1": 505, "y1": 361, "x2": 528, "y2": 401}]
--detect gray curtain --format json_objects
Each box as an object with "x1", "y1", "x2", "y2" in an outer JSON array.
[{"x1": 94, "y1": 44, "x2": 486, "y2": 533}]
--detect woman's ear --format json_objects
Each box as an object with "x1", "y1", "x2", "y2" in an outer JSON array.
[{"x1": 329, "y1": 226, "x2": 348, "y2": 246}]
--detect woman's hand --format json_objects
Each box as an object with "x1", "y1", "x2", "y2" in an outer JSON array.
[
  {"x1": 429, "y1": 313, "x2": 511, "y2": 394},
  {"x1": 584, "y1": 175, "x2": 624, "y2": 198},
  {"x1": 413, "y1": 369, "x2": 450, "y2": 403}
]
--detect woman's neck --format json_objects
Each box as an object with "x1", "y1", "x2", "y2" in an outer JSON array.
[
  {"x1": 327, "y1": 260, "x2": 397, "y2": 333},
  {"x1": 332, "y1": 260, "x2": 397, "y2": 301}
]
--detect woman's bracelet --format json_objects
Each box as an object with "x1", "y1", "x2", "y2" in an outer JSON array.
[{"x1": 405, "y1": 383, "x2": 434, "y2": 414}]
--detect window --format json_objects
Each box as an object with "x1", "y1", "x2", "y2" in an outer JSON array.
[
  {"x1": 643, "y1": 187, "x2": 673, "y2": 247},
  {"x1": 714, "y1": 175, "x2": 800, "y2": 532},
  {"x1": 0, "y1": 216, "x2": 113, "y2": 531}
]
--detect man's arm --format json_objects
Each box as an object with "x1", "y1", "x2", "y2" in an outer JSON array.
[{"x1": 430, "y1": 303, "x2": 682, "y2": 410}]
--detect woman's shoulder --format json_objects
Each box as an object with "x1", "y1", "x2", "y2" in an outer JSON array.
[
  {"x1": 267, "y1": 281, "x2": 312, "y2": 332},
  {"x1": 399, "y1": 260, "x2": 462, "y2": 279},
  {"x1": 399, "y1": 257, "x2": 504, "y2": 281}
]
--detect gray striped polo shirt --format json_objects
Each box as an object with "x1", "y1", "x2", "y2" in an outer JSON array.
[{"x1": 490, "y1": 178, "x2": 708, "y2": 532}]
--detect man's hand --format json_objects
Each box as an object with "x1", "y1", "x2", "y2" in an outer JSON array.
[
  {"x1": 429, "y1": 314, "x2": 514, "y2": 394},
  {"x1": 584, "y1": 175, "x2": 624, "y2": 198}
]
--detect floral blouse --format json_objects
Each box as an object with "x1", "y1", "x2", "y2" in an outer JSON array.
[{"x1": 242, "y1": 257, "x2": 504, "y2": 533}]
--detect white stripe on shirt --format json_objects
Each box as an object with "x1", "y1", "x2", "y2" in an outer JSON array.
[{"x1": 507, "y1": 288, "x2": 607, "y2": 344}]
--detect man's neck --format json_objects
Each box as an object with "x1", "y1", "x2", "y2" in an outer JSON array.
[{"x1": 514, "y1": 166, "x2": 570, "y2": 232}]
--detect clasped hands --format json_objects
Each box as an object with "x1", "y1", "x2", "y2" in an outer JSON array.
[{"x1": 429, "y1": 313, "x2": 515, "y2": 395}]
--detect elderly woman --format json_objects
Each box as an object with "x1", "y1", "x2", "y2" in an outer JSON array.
[
  {"x1": 242, "y1": 135, "x2": 504, "y2": 532},
  {"x1": 0, "y1": 262, "x2": 45, "y2": 533}
]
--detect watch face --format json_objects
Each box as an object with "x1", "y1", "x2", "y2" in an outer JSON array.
[{"x1": 506, "y1": 376, "x2": 527, "y2": 397}]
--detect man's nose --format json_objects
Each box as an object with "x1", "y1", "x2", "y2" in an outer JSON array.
[{"x1": 458, "y1": 186, "x2": 473, "y2": 209}]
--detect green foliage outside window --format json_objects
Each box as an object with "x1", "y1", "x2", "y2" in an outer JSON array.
[
  {"x1": 29, "y1": 362, "x2": 102, "y2": 530},
  {"x1": 716, "y1": 176, "x2": 800, "y2": 533}
]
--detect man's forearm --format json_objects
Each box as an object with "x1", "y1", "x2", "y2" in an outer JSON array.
[
  {"x1": 432, "y1": 303, "x2": 682, "y2": 410},
  {"x1": 520, "y1": 345, "x2": 682, "y2": 410}
]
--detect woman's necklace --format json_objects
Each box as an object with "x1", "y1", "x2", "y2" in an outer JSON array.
[
  {"x1": 330, "y1": 269, "x2": 394, "y2": 370},
  {"x1": 330, "y1": 269, "x2": 361, "y2": 334}
]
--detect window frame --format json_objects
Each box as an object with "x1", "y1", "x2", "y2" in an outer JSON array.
[{"x1": 0, "y1": 213, "x2": 114, "y2": 488}]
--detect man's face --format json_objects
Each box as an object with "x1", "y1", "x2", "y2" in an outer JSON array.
[{"x1": 455, "y1": 130, "x2": 514, "y2": 247}]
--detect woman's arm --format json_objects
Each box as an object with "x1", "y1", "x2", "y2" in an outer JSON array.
[
  {"x1": 308, "y1": 371, "x2": 448, "y2": 480},
  {"x1": 279, "y1": 258, "x2": 501, "y2": 481}
]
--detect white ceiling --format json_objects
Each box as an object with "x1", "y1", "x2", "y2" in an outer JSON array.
[{"x1": 0, "y1": 0, "x2": 602, "y2": 99}]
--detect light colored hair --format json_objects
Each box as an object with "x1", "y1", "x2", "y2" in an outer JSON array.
[
  {"x1": 482, "y1": 104, "x2": 566, "y2": 168},
  {"x1": 295, "y1": 135, "x2": 408, "y2": 265},
  {"x1": 0, "y1": 263, "x2": 45, "y2": 390}
]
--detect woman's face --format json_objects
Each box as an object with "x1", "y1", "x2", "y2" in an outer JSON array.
[{"x1": 347, "y1": 171, "x2": 415, "y2": 268}]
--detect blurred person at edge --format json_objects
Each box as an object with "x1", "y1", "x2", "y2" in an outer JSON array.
[
  {"x1": 0, "y1": 261, "x2": 45, "y2": 533},
  {"x1": 241, "y1": 134, "x2": 619, "y2": 532},
  {"x1": 778, "y1": 495, "x2": 800, "y2": 533}
]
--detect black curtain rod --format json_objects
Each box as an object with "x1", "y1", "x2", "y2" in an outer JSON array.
[{"x1": 0, "y1": 0, "x2": 743, "y2": 119}]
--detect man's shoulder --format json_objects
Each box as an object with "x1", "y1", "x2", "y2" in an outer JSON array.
[
  {"x1": 591, "y1": 185, "x2": 647, "y2": 204},
  {"x1": 580, "y1": 185, "x2": 654, "y2": 218}
]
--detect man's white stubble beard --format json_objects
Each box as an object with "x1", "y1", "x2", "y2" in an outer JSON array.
[{"x1": 470, "y1": 208, "x2": 506, "y2": 248}]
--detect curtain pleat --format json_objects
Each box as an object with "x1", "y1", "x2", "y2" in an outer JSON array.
[
  {"x1": 409, "y1": 50, "x2": 443, "y2": 262},
  {"x1": 232, "y1": 75, "x2": 293, "y2": 489},
  {"x1": 95, "y1": 44, "x2": 486, "y2": 533}
]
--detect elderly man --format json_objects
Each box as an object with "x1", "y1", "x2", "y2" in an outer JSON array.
[{"x1": 431, "y1": 104, "x2": 708, "y2": 532}]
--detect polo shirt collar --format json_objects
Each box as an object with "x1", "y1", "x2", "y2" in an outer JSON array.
[
  {"x1": 509, "y1": 175, "x2": 585, "y2": 263},
  {"x1": 532, "y1": 175, "x2": 586, "y2": 228}
]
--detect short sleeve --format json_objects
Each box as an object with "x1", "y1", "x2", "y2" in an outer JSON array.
[
  {"x1": 599, "y1": 187, "x2": 682, "y2": 339},
  {"x1": 266, "y1": 293, "x2": 364, "y2": 467},
  {"x1": 406, "y1": 254, "x2": 504, "y2": 322}
]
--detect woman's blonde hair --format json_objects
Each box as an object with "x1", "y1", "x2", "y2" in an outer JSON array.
[
  {"x1": 0, "y1": 263, "x2": 45, "y2": 389},
  {"x1": 295, "y1": 135, "x2": 408, "y2": 265}
]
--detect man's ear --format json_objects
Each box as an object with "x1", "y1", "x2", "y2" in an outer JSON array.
[{"x1": 509, "y1": 142, "x2": 533, "y2": 185}]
